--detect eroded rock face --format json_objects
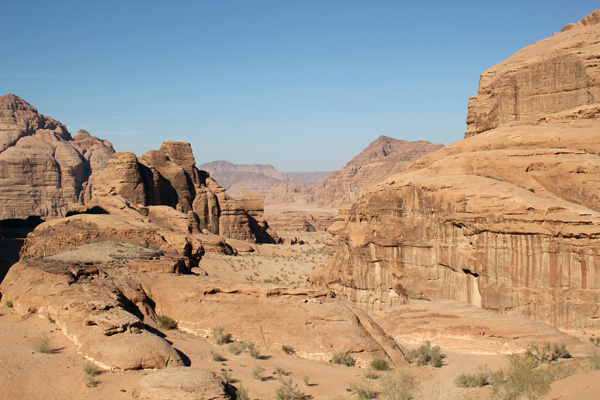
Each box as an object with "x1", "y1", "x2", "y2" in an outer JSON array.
[
  {"x1": 0, "y1": 212, "x2": 406, "y2": 369},
  {"x1": 0, "y1": 94, "x2": 115, "y2": 219},
  {"x1": 465, "y1": 10, "x2": 600, "y2": 137},
  {"x1": 139, "y1": 368, "x2": 233, "y2": 400},
  {"x1": 93, "y1": 142, "x2": 277, "y2": 244},
  {"x1": 266, "y1": 211, "x2": 336, "y2": 233},
  {"x1": 311, "y1": 10, "x2": 600, "y2": 331}
]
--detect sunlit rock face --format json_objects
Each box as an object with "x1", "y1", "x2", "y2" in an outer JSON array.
[
  {"x1": 0, "y1": 94, "x2": 115, "y2": 219},
  {"x1": 311, "y1": 10, "x2": 600, "y2": 331}
]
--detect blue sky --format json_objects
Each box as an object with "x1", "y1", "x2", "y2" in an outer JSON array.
[{"x1": 1, "y1": 1, "x2": 598, "y2": 171}]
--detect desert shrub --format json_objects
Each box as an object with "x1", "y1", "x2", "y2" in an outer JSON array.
[
  {"x1": 211, "y1": 350, "x2": 226, "y2": 362},
  {"x1": 213, "y1": 327, "x2": 232, "y2": 345},
  {"x1": 236, "y1": 385, "x2": 250, "y2": 400},
  {"x1": 275, "y1": 377, "x2": 308, "y2": 400},
  {"x1": 370, "y1": 358, "x2": 390, "y2": 371},
  {"x1": 83, "y1": 361, "x2": 100, "y2": 387},
  {"x1": 455, "y1": 368, "x2": 489, "y2": 388},
  {"x1": 274, "y1": 366, "x2": 288, "y2": 376},
  {"x1": 282, "y1": 344, "x2": 296, "y2": 355},
  {"x1": 349, "y1": 379, "x2": 377, "y2": 399},
  {"x1": 302, "y1": 376, "x2": 310, "y2": 386},
  {"x1": 381, "y1": 369, "x2": 420, "y2": 400},
  {"x1": 156, "y1": 315, "x2": 176, "y2": 330},
  {"x1": 406, "y1": 341, "x2": 443, "y2": 367},
  {"x1": 330, "y1": 350, "x2": 356, "y2": 367},
  {"x1": 492, "y1": 355, "x2": 552, "y2": 400},
  {"x1": 590, "y1": 351, "x2": 600, "y2": 371},
  {"x1": 364, "y1": 368, "x2": 379, "y2": 380},
  {"x1": 252, "y1": 366, "x2": 266, "y2": 380},
  {"x1": 245, "y1": 341, "x2": 261, "y2": 359},
  {"x1": 6, "y1": 300, "x2": 13, "y2": 308},
  {"x1": 228, "y1": 341, "x2": 246, "y2": 355},
  {"x1": 524, "y1": 343, "x2": 570, "y2": 366},
  {"x1": 32, "y1": 336, "x2": 53, "y2": 354},
  {"x1": 220, "y1": 369, "x2": 233, "y2": 383}
]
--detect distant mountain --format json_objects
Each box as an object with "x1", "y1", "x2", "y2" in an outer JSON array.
[
  {"x1": 266, "y1": 136, "x2": 444, "y2": 209},
  {"x1": 198, "y1": 160, "x2": 332, "y2": 196}
]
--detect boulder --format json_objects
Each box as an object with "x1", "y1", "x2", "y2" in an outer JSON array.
[{"x1": 139, "y1": 367, "x2": 232, "y2": 400}]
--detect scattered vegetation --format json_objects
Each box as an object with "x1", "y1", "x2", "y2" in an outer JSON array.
[
  {"x1": 228, "y1": 341, "x2": 246, "y2": 355},
  {"x1": 492, "y1": 355, "x2": 551, "y2": 400},
  {"x1": 528, "y1": 188, "x2": 536, "y2": 193},
  {"x1": 5, "y1": 300, "x2": 13, "y2": 308},
  {"x1": 275, "y1": 377, "x2": 309, "y2": 400},
  {"x1": 406, "y1": 341, "x2": 443, "y2": 367},
  {"x1": 302, "y1": 376, "x2": 310, "y2": 386},
  {"x1": 210, "y1": 350, "x2": 226, "y2": 362},
  {"x1": 370, "y1": 358, "x2": 390, "y2": 371},
  {"x1": 227, "y1": 340, "x2": 260, "y2": 358},
  {"x1": 213, "y1": 326, "x2": 232, "y2": 345},
  {"x1": 156, "y1": 315, "x2": 177, "y2": 330},
  {"x1": 589, "y1": 336, "x2": 600, "y2": 346},
  {"x1": 83, "y1": 361, "x2": 100, "y2": 387},
  {"x1": 330, "y1": 350, "x2": 356, "y2": 367},
  {"x1": 32, "y1": 335, "x2": 53, "y2": 354},
  {"x1": 48, "y1": 316, "x2": 56, "y2": 324},
  {"x1": 282, "y1": 344, "x2": 296, "y2": 355},
  {"x1": 349, "y1": 380, "x2": 377, "y2": 399},
  {"x1": 524, "y1": 342, "x2": 570, "y2": 365},
  {"x1": 274, "y1": 366, "x2": 288, "y2": 377},
  {"x1": 380, "y1": 369, "x2": 420, "y2": 400}
]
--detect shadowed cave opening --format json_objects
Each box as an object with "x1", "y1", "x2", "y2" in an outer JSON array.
[
  {"x1": 0, "y1": 216, "x2": 44, "y2": 284},
  {"x1": 462, "y1": 268, "x2": 479, "y2": 278}
]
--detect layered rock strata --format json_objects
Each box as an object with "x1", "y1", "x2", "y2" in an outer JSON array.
[
  {"x1": 311, "y1": 10, "x2": 600, "y2": 331},
  {"x1": 0, "y1": 94, "x2": 115, "y2": 219}
]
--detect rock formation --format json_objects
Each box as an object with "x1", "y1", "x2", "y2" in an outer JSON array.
[
  {"x1": 0, "y1": 206, "x2": 406, "y2": 369},
  {"x1": 465, "y1": 9, "x2": 600, "y2": 137},
  {"x1": 266, "y1": 136, "x2": 443, "y2": 210},
  {"x1": 0, "y1": 94, "x2": 115, "y2": 219},
  {"x1": 93, "y1": 142, "x2": 277, "y2": 244},
  {"x1": 266, "y1": 211, "x2": 336, "y2": 233},
  {"x1": 311, "y1": 10, "x2": 600, "y2": 331}
]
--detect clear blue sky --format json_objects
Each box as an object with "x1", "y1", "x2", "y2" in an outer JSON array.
[{"x1": 1, "y1": 1, "x2": 598, "y2": 171}]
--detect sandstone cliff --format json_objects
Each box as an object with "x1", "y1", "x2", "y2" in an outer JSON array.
[
  {"x1": 0, "y1": 94, "x2": 115, "y2": 219},
  {"x1": 465, "y1": 9, "x2": 600, "y2": 137},
  {"x1": 311, "y1": 10, "x2": 600, "y2": 331},
  {"x1": 93, "y1": 142, "x2": 277, "y2": 244}
]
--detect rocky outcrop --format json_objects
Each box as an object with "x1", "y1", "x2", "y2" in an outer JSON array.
[
  {"x1": 93, "y1": 142, "x2": 277, "y2": 244},
  {"x1": 465, "y1": 11, "x2": 600, "y2": 137},
  {"x1": 1, "y1": 209, "x2": 406, "y2": 369},
  {"x1": 0, "y1": 94, "x2": 115, "y2": 219},
  {"x1": 311, "y1": 10, "x2": 600, "y2": 331},
  {"x1": 139, "y1": 368, "x2": 233, "y2": 400}
]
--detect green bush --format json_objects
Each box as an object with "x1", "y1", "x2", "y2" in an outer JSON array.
[
  {"x1": 330, "y1": 350, "x2": 356, "y2": 367},
  {"x1": 6, "y1": 300, "x2": 13, "y2": 308},
  {"x1": 156, "y1": 315, "x2": 176, "y2": 330},
  {"x1": 381, "y1": 369, "x2": 420, "y2": 400},
  {"x1": 370, "y1": 358, "x2": 390, "y2": 371},
  {"x1": 213, "y1": 327, "x2": 232, "y2": 345},
  {"x1": 274, "y1": 366, "x2": 288, "y2": 376},
  {"x1": 282, "y1": 344, "x2": 296, "y2": 355},
  {"x1": 407, "y1": 341, "x2": 443, "y2": 367}
]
